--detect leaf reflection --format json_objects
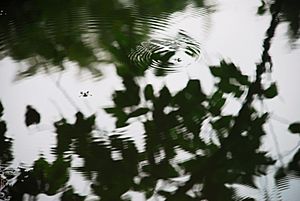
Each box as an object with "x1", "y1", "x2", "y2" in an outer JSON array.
[{"x1": 0, "y1": 100, "x2": 13, "y2": 165}]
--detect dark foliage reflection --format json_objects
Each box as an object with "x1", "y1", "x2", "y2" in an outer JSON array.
[
  {"x1": 0, "y1": 0, "x2": 300, "y2": 200},
  {"x1": 0, "y1": 0, "x2": 209, "y2": 78},
  {"x1": 258, "y1": 0, "x2": 300, "y2": 44},
  {"x1": 0, "y1": 101, "x2": 13, "y2": 165}
]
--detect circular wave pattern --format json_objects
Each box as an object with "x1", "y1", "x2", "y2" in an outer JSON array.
[{"x1": 129, "y1": 31, "x2": 201, "y2": 72}]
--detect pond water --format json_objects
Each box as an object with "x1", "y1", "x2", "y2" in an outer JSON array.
[{"x1": 0, "y1": 0, "x2": 300, "y2": 200}]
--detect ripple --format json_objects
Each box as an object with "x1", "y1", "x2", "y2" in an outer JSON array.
[
  {"x1": 0, "y1": 33, "x2": 8, "y2": 58},
  {"x1": 128, "y1": 30, "x2": 201, "y2": 72},
  {"x1": 276, "y1": 174, "x2": 300, "y2": 193},
  {"x1": 128, "y1": 5, "x2": 209, "y2": 73}
]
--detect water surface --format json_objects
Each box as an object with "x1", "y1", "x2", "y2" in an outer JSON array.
[{"x1": 0, "y1": 0, "x2": 300, "y2": 200}]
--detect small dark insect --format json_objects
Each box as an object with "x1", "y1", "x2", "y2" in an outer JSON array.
[
  {"x1": 25, "y1": 105, "x2": 41, "y2": 127},
  {"x1": 79, "y1": 91, "x2": 92, "y2": 97},
  {"x1": 175, "y1": 58, "x2": 182, "y2": 62}
]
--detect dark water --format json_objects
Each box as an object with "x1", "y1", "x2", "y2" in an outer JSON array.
[{"x1": 0, "y1": 0, "x2": 300, "y2": 200}]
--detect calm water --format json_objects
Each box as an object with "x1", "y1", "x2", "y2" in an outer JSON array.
[{"x1": 0, "y1": 0, "x2": 300, "y2": 200}]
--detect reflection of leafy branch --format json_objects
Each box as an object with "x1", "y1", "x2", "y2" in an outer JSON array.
[
  {"x1": 100, "y1": 60, "x2": 275, "y2": 200},
  {"x1": 0, "y1": 100, "x2": 13, "y2": 165},
  {"x1": 93, "y1": 1, "x2": 286, "y2": 200},
  {"x1": 257, "y1": 0, "x2": 300, "y2": 44},
  {"x1": 6, "y1": 155, "x2": 72, "y2": 201},
  {"x1": 171, "y1": 0, "x2": 284, "y2": 198}
]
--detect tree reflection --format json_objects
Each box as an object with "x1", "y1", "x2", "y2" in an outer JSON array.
[
  {"x1": 0, "y1": 100, "x2": 13, "y2": 165},
  {"x1": 0, "y1": 0, "x2": 209, "y2": 78},
  {"x1": 18, "y1": 60, "x2": 279, "y2": 200},
  {"x1": 1, "y1": 0, "x2": 300, "y2": 200},
  {"x1": 258, "y1": 0, "x2": 300, "y2": 44},
  {"x1": 101, "y1": 68, "x2": 275, "y2": 200},
  {"x1": 280, "y1": 0, "x2": 300, "y2": 42}
]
